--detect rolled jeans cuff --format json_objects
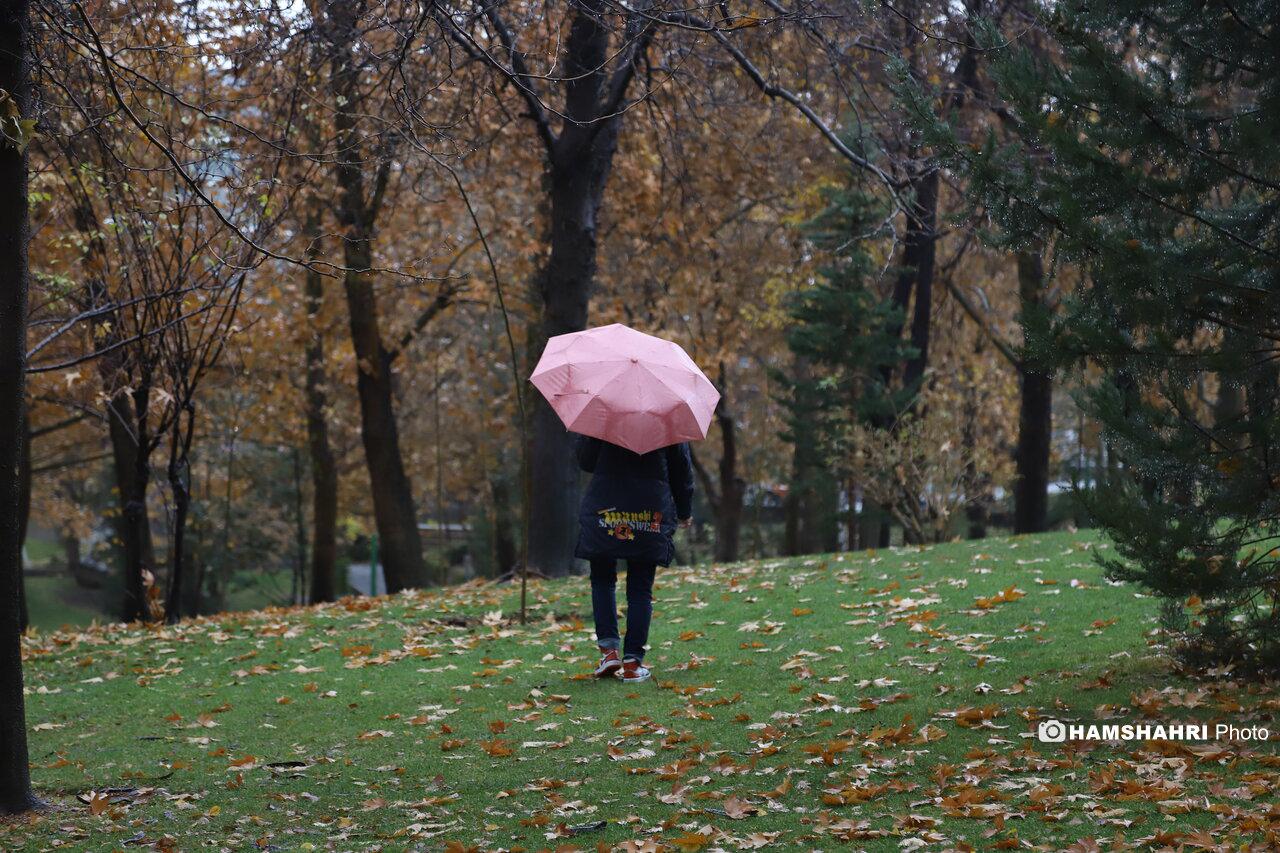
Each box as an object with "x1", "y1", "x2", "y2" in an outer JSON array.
[{"x1": 597, "y1": 637, "x2": 621, "y2": 650}]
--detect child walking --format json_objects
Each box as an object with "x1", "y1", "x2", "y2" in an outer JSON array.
[{"x1": 574, "y1": 434, "x2": 694, "y2": 683}]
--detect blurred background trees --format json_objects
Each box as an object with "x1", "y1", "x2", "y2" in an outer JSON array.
[{"x1": 10, "y1": 0, "x2": 1132, "y2": 633}]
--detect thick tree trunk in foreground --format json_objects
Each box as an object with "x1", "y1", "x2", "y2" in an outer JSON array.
[
  {"x1": 526, "y1": 159, "x2": 613, "y2": 576},
  {"x1": 1013, "y1": 250, "x2": 1052, "y2": 534},
  {"x1": 0, "y1": 0, "x2": 40, "y2": 812},
  {"x1": 303, "y1": 213, "x2": 338, "y2": 603},
  {"x1": 522, "y1": 0, "x2": 649, "y2": 577},
  {"x1": 325, "y1": 0, "x2": 427, "y2": 591}
]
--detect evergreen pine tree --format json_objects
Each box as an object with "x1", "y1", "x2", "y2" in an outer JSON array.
[
  {"x1": 909, "y1": 2, "x2": 1279, "y2": 669},
  {"x1": 777, "y1": 183, "x2": 915, "y2": 549}
]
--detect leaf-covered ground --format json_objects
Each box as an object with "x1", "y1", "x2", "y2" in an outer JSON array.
[{"x1": 9, "y1": 531, "x2": 1280, "y2": 851}]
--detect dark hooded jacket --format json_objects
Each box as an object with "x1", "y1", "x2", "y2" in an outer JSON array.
[{"x1": 574, "y1": 435, "x2": 694, "y2": 566}]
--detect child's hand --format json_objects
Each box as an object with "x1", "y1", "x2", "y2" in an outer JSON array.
[{"x1": 678, "y1": 517, "x2": 693, "y2": 529}]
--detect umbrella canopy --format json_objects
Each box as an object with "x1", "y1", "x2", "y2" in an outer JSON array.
[{"x1": 529, "y1": 323, "x2": 720, "y2": 455}]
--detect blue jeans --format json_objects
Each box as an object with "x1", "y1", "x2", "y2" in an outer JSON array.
[{"x1": 590, "y1": 558, "x2": 656, "y2": 662}]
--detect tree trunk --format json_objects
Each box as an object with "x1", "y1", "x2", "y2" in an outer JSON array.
[
  {"x1": 871, "y1": 172, "x2": 935, "y2": 544},
  {"x1": 107, "y1": 387, "x2": 155, "y2": 622},
  {"x1": 526, "y1": 166, "x2": 607, "y2": 576},
  {"x1": 783, "y1": 468, "x2": 802, "y2": 556},
  {"x1": 784, "y1": 357, "x2": 817, "y2": 557},
  {"x1": 1013, "y1": 250, "x2": 1052, "y2": 534},
  {"x1": 164, "y1": 407, "x2": 195, "y2": 624},
  {"x1": 785, "y1": 454, "x2": 837, "y2": 555},
  {"x1": 303, "y1": 212, "x2": 338, "y2": 603},
  {"x1": 61, "y1": 530, "x2": 80, "y2": 575},
  {"x1": 900, "y1": 169, "x2": 940, "y2": 394},
  {"x1": 73, "y1": 185, "x2": 157, "y2": 622},
  {"x1": 112, "y1": 395, "x2": 154, "y2": 621},
  {"x1": 325, "y1": 0, "x2": 427, "y2": 592},
  {"x1": 963, "y1": 339, "x2": 991, "y2": 539},
  {"x1": 525, "y1": 0, "x2": 633, "y2": 577},
  {"x1": 489, "y1": 470, "x2": 517, "y2": 578},
  {"x1": 816, "y1": 472, "x2": 840, "y2": 553},
  {"x1": 842, "y1": 480, "x2": 857, "y2": 551},
  {"x1": 885, "y1": 0, "x2": 977, "y2": 404},
  {"x1": 713, "y1": 406, "x2": 745, "y2": 563},
  {"x1": 0, "y1": 0, "x2": 39, "y2": 811},
  {"x1": 856, "y1": 489, "x2": 890, "y2": 550},
  {"x1": 694, "y1": 366, "x2": 746, "y2": 564},
  {"x1": 344, "y1": 278, "x2": 426, "y2": 591}
]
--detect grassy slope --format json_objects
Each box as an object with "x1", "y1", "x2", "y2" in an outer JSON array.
[
  {"x1": 23, "y1": 575, "x2": 106, "y2": 633},
  {"x1": 9, "y1": 531, "x2": 1280, "y2": 852}
]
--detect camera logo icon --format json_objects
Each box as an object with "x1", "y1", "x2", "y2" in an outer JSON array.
[{"x1": 1037, "y1": 719, "x2": 1067, "y2": 743}]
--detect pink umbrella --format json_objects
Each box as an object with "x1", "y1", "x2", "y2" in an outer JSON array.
[{"x1": 529, "y1": 323, "x2": 720, "y2": 455}]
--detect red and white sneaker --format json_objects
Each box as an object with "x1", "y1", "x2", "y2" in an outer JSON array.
[
  {"x1": 594, "y1": 648, "x2": 622, "y2": 678},
  {"x1": 621, "y1": 659, "x2": 651, "y2": 683}
]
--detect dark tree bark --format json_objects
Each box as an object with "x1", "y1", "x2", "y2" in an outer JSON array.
[
  {"x1": 339, "y1": 248, "x2": 425, "y2": 593},
  {"x1": 783, "y1": 472, "x2": 802, "y2": 556},
  {"x1": 0, "y1": 0, "x2": 40, "y2": 813},
  {"x1": 323, "y1": 0, "x2": 427, "y2": 591},
  {"x1": 690, "y1": 367, "x2": 745, "y2": 563},
  {"x1": 781, "y1": 355, "x2": 842, "y2": 556},
  {"x1": 489, "y1": 470, "x2": 517, "y2": 578},
  {"x1": 711, "y1": 403, "x2": 745, "y2": 563},
  {"x1": 899, "y1": 169, "x2": 940, "y2": 394},
  {"x1": 109, "y1": 382, "x2": 156, "y2": 621},
  {"x1": 302, "y1": 209, "x2": 338, "y2": 603},
  {"x1": 61, "y1": 530, "x2": 80, "y2": 576},
  {"x1": 163, "y1": 405, "x2": 196, "y2": 623},
  {"x1": 784, "y1": 446, "x2": 839, "y2": 555},
  {"x1": 783, "y1": 356, "x2": 815, "y2": 556},
  {"x1": 962, "y1": 338, "x2": 992, "y2": 539},
  {"x1": 856, "y1": 487, "x2": 891, "y2": 550},
  {"x1": 525, "y1": 114, "x2": 623, "y2": 575},
  {"x1": 454, "y1": 0, "x2": 653, "y2": 576},
  {"x1": 1013, "y1": 250, "x2": 1052, "y2": 534},
  {"x1": 887, "y1": 2, "x2": 981, "y2": 401},
  {"x1": 815, "y1": 472, "x2": 840, "y2": 553}
]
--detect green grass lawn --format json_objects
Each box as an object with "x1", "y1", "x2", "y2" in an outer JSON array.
[
  {"x1": 23, "y1": 575, "x2": 108, "y2": 633},
  {"x1": 8, "y1": 531, "x2": 1280, "y2": 851}
]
